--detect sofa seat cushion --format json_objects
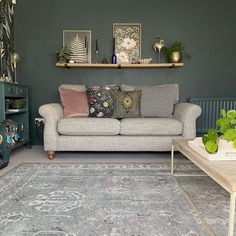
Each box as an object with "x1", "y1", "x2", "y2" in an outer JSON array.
[
  {"x1": 120, "y1": 118, "x2": 182, "y2": 136},
  {"x1": 58, "y1": 118, "x2": 120, "y2": 135}
]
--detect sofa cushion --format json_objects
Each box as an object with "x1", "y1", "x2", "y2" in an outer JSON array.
[
  {"x1": 112, "y1": 90, "x2": 142, "y2": 118},
  {"x1": 121, "y1": 84, "x2": 179, "y2": 104},
  {"x1": 58, "y1": 117, "x2": 120, "y2": 135},
  {"x1": 59, "y1": 88, "x2": 89, "y2": 118},
  {"x1": 59, "y1": 84, "x2": 86, "y2": 92},
  {"x1": 87, "y1": 85, "x2": 120, "y2": 118},
  {"x1": 120, "y1": 118, "x2": 182, "y2": 136},
  {"x1": 140, "y1": 87, "x2": 174, "y2": 118}
]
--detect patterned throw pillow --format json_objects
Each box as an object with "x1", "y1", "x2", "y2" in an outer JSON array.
[
  {"x1": 112, "y1": 90, "x2": 142, "y2": 118},
  {"x1": 86, "y1": 85, "x2": 120, "y2": 118}
]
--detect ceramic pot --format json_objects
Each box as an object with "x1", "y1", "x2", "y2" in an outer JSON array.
[{"x1": 169, "y1": 51, "x2": 182, "y2": 63}]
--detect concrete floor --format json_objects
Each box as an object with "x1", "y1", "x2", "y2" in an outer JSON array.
[{"x1": 0, "y1": 145, "x2": 190, "y2": 176}]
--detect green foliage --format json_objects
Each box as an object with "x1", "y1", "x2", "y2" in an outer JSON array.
[
  {"x1": 202, "y1": 129, "x2": 218, "y2": 154},
  {"x1": 162, "y1": 41, "x2": 190, "y2": 59},
  {"x1": 205, "y1": 141, "x2": 218, "y2": 154},
  {"x1": 202, "y1": 109, "x2": 236, "y2": 154},
  {"x1": 56, "y1": 46, "x2": 70, "y2": 63}
]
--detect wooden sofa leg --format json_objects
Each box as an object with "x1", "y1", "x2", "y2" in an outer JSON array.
[{"x1": 48, "y1": 151, "x2": 55, "y2": 160}]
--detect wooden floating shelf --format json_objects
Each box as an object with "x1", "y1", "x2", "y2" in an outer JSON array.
[{"x1": 56, "y1": 62, "x2": 184, "y2": 69}]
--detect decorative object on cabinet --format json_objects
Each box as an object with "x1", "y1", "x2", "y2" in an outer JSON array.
[
  {"x1": 10, "y1": 52, "x2": 20, "y2": 83},
  {"x1": 153, "y1": 36, "x2": 165, "y2": 63},
  {"x1": 63, "y1": 30, "x2": 91, "y2": 63},
  {"x1": 0, "y1": 0, "x2": 15, "y2": 82},
  {"x1": 0, "y1": 81, "x2": 30, "y2": 163},
  {"x1": 56, "y1": 46, "x2": 70, "y2": 63},
  {"x1": 163, "y1": 41, "x2": 190, "y2": 63},
  {"x1": 113, "y1": 23, "x2": 141, "y2": 64}
]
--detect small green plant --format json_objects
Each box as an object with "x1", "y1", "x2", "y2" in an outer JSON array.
[
  {"x1": 202, "y1": 109, "x2": 236, "y2": 153},
  {"x1": 56, "y1": 46, "x2": 70, "y2": 63},
  {"x1": 162, "y1": 41, "x2": 190, "y2": 60}
]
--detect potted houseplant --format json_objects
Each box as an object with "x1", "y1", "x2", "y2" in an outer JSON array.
[
  {"x1": 56, "y1": 46, "x2": 70, "y2": 63},
  {"x1": 202, "y1": 109, "x2": 236, "y2": 153},
  {"x1": 162, "y1": 41, "x2": 190, "y2": 63}
]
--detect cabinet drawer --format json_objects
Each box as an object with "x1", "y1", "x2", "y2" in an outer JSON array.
[
  {"x1": 4, "y1": 84, "x2": 17, "y2": 96},
  {"x1": 17, "y1": 86, "x2": 27, "y2": 97}
]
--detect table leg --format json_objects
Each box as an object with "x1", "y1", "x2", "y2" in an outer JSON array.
[
  {"x1": 228, "y1": 192, "x2": 236, "y2": 236},
  {"x1": 171, "y1": 144, "x2": 174, "y2": 175}
]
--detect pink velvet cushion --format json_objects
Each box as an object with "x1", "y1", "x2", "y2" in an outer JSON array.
[{"x1": 59, "y1": 87, "x2": 89, "y2": 117}]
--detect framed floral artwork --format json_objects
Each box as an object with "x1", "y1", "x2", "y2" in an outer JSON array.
[
  {"x1": 113, "y1": 23, "x2": 141, "y2": 64},
  {"x1": 63, "y1": 30, "x2": 91, "y2": 63}
]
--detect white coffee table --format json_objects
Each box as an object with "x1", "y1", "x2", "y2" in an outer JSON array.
[{"x1": 171, "y1": 139, "x2": 236, "y2": 236}]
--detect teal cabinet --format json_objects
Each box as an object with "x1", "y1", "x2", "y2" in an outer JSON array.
[{"x1": 0, "y1": 81, "x2": 30, "y2": 162}]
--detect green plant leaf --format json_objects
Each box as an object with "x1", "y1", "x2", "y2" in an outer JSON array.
[
  {"x1": 220, "y1": 124, "x2": 231, "y2": 134},
  {"x1": 205, "y1": 141, "x2": 218, "y2": 154},
  {"x1": 227, "y1": 110, "x2": 236, "y2": 120},
  {"x1": 233, "y1": 140, "x2": 236, "y2": 148},
  {"x1": 202, "y1": 134, "x2": 209, "y2": 145},
  {"x1": 207, "y1": 129, "x2": 218, "y2": 142},
  {"x1": 220, "y1": 109, "x2": 226, "y2": 118},
  {"x1": 223, "y1": 129, "x2": 236, "y2": 141},
  {"x1": 230, "y1": 119, "x2": 236, "y2": 125}
]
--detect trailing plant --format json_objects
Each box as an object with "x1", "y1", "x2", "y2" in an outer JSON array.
[
  {"x1": 202, "y1": 109, "x2": 236, "y2": 153},
  {"x1": 56, "y1": 46, "x2": 70, "y2": 63},
  {"x1": 162, "y1": 41, "x2": 190, "y2": 60}
]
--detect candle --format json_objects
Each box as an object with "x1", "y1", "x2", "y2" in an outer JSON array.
[
  {"x1": 113, "y1": 37, "x2": 115, "y2": 53},
  {"x1": 85, "y1": 36, "x2": 87, "y2": 48},
  {"x1": 96, "y1": 39, "x2": 98, "y2": 51}
]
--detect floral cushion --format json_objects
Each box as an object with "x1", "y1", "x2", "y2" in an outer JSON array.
[
  {"x1": 86, "y1": 85, "x2": 120, "y2": 118},
  {"x1": 112, "y1": 90, "x2": 142, "y2": 118}
]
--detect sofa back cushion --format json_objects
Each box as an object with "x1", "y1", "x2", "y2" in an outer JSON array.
[
  {"x1": 121, "y1": 84, "x2": 178, "y2": 118},
  {"x1": 121, "y1": 84, "x2": 179, "y2": 104},
  {"x1": 59, "y1": 87, "x2": 89, "y2": 118},
  {"x1": 59, "y1": 84, "x2": 86, "y2": 92},
  {"x1": 140, "y1": 86, "x2": 174, "y2": 118}
]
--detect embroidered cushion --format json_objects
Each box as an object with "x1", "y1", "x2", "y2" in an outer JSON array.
[
  {"x1": 86, "y1": 85, "x2": 120, "y2": 118},
  {"x1": 112, "y1": 90, "x2": 142, "y2": 118}
]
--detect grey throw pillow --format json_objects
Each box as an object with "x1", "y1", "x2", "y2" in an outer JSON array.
[{"x1": 140, "y1": 87, "x2": 175, "y2": 118}]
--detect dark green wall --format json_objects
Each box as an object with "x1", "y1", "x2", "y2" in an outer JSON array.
[{"x1": 15, "y1": 0, "x2": 236, "y2": 143}]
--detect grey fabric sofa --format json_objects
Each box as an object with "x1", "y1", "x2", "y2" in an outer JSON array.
[{"x1": 39, "y1": 84, "x2": 201, "y2": 159}]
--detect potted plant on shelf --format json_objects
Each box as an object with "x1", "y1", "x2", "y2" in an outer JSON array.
[
  {"x1": 56, "y1": 46, "x2": 70, "y2": 63},
  {"x1": 162, "y1": 41, "x2": 190, "y2": 63},
  {"x1": 202, "y1": 109, "x2": 236, "y2": 153}
]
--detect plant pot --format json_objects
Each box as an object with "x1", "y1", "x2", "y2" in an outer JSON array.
[{"x1": 169, "y1": 51, "x2": 182, "y2": 63}]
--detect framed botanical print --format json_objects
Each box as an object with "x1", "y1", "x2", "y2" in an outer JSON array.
[
  {"x1": 113, "y1": 23, "x2": 141, "y2": 64},
  {"x1": 63, "y1": 30, "x2": 91, "y2": 63}
]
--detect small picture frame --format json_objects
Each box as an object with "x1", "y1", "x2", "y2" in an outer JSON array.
[
  {"x1": 63, "y1": 30, "x2": 91, "y2": 63},
  {"x1": 113, "y1": 23, "x2": 141, "y2": 64}
]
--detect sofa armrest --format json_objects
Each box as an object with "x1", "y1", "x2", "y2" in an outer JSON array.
[
  {"x1": 174, "y1": 103, "x2": 201, "y2": 139},
  {"x1": 39, "y1": 103, "x2": 63, "y2": 151}
]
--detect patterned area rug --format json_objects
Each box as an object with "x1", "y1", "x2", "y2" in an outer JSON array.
[{"x1": 0, "y1": 163, "x2": 228, "y2": 236}]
